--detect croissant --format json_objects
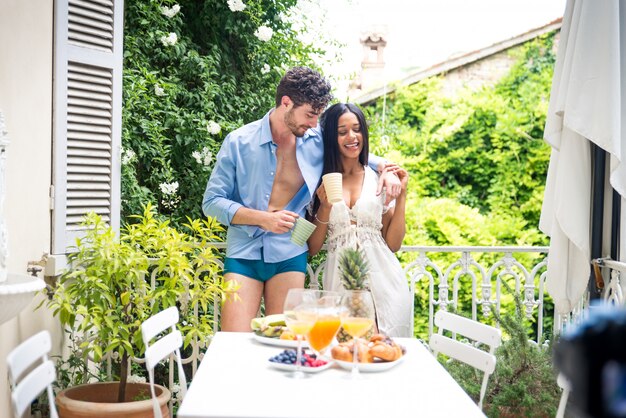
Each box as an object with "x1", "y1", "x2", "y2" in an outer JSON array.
[
  {"x1": 369, "y1": 341, "x2": 403, "y2": 361},
  {"x1": 330, "y1": 340, "x2": 374, "y2": 363},
  {"x1": 369, "y1": 333, "x2": 387, "y2": 343},
  {"x1": 330, "y1": 344, "x2": 352, "y2": 362}
]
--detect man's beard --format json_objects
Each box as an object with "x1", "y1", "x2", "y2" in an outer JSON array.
[{"x1": 285, "y1": 109, "x2": 308, "y2": 137}]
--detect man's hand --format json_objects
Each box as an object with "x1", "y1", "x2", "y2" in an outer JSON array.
[
  {"x1": 396, "y1": 167, "x2": 409, "y2": 191},
  {"x1": 261, "y1": 210, "x2": 299, "y2": 234},
  {"x1": 377, "y1": 162, "x2": 403, "y2": 205}
]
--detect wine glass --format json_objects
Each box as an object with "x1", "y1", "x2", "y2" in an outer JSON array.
[
  {"x1": 340, "y1": 290, "x2": 375, "y2": 379},
  {"x1": 306, "y1": 291, "x2": 344, "y2": 359},
  {"x1": 283, "y1": 289, "x2": 318, "y2": 379}
]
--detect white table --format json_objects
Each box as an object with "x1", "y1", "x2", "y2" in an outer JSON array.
[{"x1": 177, "y1": 332, "x2": 485, "y2": 418}]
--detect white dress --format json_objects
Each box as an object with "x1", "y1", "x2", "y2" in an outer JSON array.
[{"x1": 321, "y1": 166, "x2": 413, "y2": 337}]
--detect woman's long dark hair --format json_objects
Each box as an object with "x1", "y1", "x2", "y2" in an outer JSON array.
[{"x1": 309, "y1": 103, "x2": 370, "y2": 217}]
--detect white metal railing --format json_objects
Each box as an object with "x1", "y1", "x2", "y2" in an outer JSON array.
[
  {"x1": 308, "y1": 245, "x2": 551, "y2": 342},
  {"x1": 99, "y1": 244, "x2": 626, "y2": 412},
  {"x1": 111, "y1": 244, "x2": 559, "y2": 409},
  {"x1": 595, "y1": 257, "x2": 626, "y2": 305},
  {"x1": 551, "y1": 257, "x2": 626, "y2": 336}
]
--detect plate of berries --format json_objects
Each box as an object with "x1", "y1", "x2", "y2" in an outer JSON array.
[{"x1": 268, "y1": 349, "x2": 334, "y2": 373}]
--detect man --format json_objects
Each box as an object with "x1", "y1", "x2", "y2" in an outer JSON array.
[{"x1": 202, "y1": 67, "x2": 400, "y2": 331}]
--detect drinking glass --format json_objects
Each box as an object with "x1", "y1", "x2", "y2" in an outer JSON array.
[
  {"x1": 283, "y1": 289, "x2": 318, "y2": 379},
  {"x1": 307, "y1": 291, "x2": 344, "y2": 358},
  {"x1": 340, "y1": 290, "x2": 375, "y2": 379}
]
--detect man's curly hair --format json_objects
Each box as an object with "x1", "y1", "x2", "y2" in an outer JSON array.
[{"x1": 275, "y1": 67, "x2": 333, "y2": 112}]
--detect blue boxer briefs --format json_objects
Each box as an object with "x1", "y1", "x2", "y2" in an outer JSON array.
[{"x1": 223, "y1": 251, "x2": 308, "y2": 282}]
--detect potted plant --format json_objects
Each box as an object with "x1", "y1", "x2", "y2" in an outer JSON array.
[
  {"x1": 48, "y1": 204, "x2": 230, "y2": 417},
  {"x1": 443, "y1": 281, "x2": 561, "y2": 417}
]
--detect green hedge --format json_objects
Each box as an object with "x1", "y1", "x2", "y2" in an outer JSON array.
[{"x1": 121, "y1": 0, "x2": 331, "y2": 225}]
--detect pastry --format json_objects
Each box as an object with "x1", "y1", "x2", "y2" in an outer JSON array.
[
  {"x1": 331, "y1": 334, "x2": 405, "y2": 363},
  {"x1": 330, "y1": 340, "x2": 374, "y2": 363},
  {"x1": 369, "y1": 341, "x2": 403, "y2": 361}
]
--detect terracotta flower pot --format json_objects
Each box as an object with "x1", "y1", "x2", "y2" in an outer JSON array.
[{"x1": 56, "y1": 381, "x2": 171, "y2": 418}]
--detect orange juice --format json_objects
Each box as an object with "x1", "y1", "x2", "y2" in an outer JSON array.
[
  {"x1": 341, "y1": 317, "x2": 374, "y2": 338},
  {"x1": 308, "y1": 316, "x2": 341, "y2": 353}
]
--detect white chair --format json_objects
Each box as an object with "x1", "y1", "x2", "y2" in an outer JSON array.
[
  {"x1": 556, "y1": 373, "x2": 571, "y2": 418},
  {"x1": 6, "y1": 330, "x2": 59, "y2": 418},
  {"x1": 429, "y1": 310, "x2": 502, "y2": 409},
  {"x1": 141, "y1": 306, "x2": 187, "y2": 418}
]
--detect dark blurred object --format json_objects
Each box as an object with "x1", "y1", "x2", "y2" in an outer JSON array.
[{"x1": 554, "y1": 304, "x2": 626, "y2": 417}]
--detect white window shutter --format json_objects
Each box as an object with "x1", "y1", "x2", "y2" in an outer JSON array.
[{"x1": 52, "y1": 0, "x2": 123, "y2": 254}]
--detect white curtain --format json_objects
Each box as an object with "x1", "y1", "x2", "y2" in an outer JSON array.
[{"x1": 539, "y1": 0, "x2": 626, "y2": 314}]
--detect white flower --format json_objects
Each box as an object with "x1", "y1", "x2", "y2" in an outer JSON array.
[
  {"x1": 192, "y1": 147, "x2": 213, "y2": 166},
  {"x1": 127, "y1": 375, "x2": 146, "y2": 384},
  {"x1": 160, "y1": 181, "x2": 181, "y2": 210},
  {"x1": 171, "y1": 383, "x2": 184, "y2": 401},
  {"x1": 159, "y1": 181, "x2": 179, "y2": 196},
  {"x1": 160, "y1": 32, "x2": 178, "y2": 46},
  {"x1": 121, "y1": 147, "x2": 136, "y2": 165},
  {"x1": 154, "y1": 84, "x2": 165, "y2": 96},
  {"x1": 261, "y1": 64, "x2": 271, "y2": 74},
  {"x1": 161, "y1": 4, "x2": 181, "y2": 18},
  {"x1": 254, "y1": 26, "x2": 273, "y2": 42},
  {"x1": 227, "y1": 0, "x2": 246, "y2": 12},
  {"x1": 206, "y1": 121, "x2": 221, "y2": 135}
]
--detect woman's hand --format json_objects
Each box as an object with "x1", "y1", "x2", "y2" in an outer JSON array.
[{"x1": 316, "y1": 184, "x2": 332, "y2": 209}]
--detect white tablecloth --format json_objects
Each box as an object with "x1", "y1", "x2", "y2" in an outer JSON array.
[{"x1": 177, "y1": 332, "x2": 485, "y2": 418}]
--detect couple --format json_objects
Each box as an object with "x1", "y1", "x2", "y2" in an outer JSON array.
[{"x1": 202, "y1": 67, "x2": 412, "y2": 337}]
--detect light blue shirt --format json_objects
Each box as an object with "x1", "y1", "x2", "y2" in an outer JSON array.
[{"x1": 202, "y1": 110, "x2": 384, "y2": 263}]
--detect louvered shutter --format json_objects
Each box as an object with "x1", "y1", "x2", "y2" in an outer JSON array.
[{"x1": 52, "y1": 0, "x2": 123, "y2": 254}]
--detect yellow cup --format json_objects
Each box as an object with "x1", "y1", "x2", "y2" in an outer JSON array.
[{"x1": 322, "y1": 173, "x2": 343, "y2": 204}]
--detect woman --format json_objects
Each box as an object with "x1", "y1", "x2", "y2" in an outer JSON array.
[{"x1": 307, "y1": 103, "x2": 412, "y2": 337}]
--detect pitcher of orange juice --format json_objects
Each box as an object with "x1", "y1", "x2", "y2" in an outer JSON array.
[{"x1": 306, "y1": 291, "x2": 344, "y2": 358}]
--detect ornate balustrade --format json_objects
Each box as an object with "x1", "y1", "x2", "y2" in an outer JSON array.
[
  {"x1": 74, "y1": 238, "x2": 626, "y2": 417},
  {"x1": 309, "y1": 245, "x2": 551, "y2": 342},
  {"x1": 133, "y1": 245, "x2": 626, "y2": 402},
  {"x1": 103, "y1": 244, "x2": 563, "y2": 410}
]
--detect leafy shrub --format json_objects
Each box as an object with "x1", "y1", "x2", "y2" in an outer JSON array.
[
  {"x1": 122, "y1": 0, "x2": 333, "y2": 225},
  {"x1": 443, "y1": 282, "x2": 560, "y2": 417},
  {"x1": 48, "y1": 204, "x2": 231, "y2": 401}
]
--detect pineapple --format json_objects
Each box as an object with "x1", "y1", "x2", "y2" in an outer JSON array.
[
  {"x1": 339, "y1": 248, "x2": 370, "y2": 291},
  {"x1": 336, "y1": 248, "x2": 375, "y2": 342}
]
